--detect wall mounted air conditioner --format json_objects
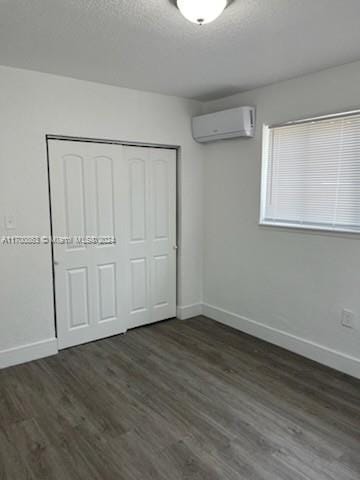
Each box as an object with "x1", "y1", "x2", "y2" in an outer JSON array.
[{"x1": 192, "y1": 106, "x2": 255, "y2": 143}]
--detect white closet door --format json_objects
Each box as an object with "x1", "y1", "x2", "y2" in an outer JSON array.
[
  {"x1": 49, "y1": 140, "x2": 128, "y2": 349},
  {"x1": 149, "y1": 148, "x2": 177, "y2": 323},
  {"x1": 125, "y1": 146, "x2": 177, "y2": 329},
  {"x1": 49, "y1": 140, "x2": 176, "y2": 349}
]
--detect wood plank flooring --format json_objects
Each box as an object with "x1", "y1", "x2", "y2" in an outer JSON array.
[{"x1": 0, "y1": 316, "x2": 359, "y2": 479}]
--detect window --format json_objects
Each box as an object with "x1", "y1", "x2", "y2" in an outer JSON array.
[{"x1": 260, "y1": 111, "x2": 360, "y2": 234}]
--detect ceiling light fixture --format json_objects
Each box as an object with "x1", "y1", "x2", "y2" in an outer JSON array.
[{"x1": 177, "y1": 0, "x2": 227, "y2": 26}]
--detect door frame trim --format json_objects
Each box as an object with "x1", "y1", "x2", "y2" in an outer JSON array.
[
  {"x1": 45, "y1": 134, "x2": 180, "y2": 344},
  {"x1": 46, "y1": 134, "x2": 180, "y2": 150}
]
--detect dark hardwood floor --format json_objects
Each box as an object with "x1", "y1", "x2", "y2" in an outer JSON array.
[{"x1": 0, "y1": 316, "x2": 359, "y2": 479}]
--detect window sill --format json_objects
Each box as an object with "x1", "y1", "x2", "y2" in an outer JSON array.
[{"x1": 259, "y1": 220, "x2": 360, "y2": 239}]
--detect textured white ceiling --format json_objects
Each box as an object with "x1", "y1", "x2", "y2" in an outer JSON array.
[{"x1": 1, "y1": 0, "x2": 360, "y2": 100}]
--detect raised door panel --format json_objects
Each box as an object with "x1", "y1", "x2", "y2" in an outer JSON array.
[
  {"x1": 130, "y1": 258, "x2": 148, "y2": 313},
  {"x1": 63, "y1": 154, "x2": 87, "y2": 249},
  {"x1": 153, "y1": 255, "x2": 169, "y2": 309},
  {"x1": 129, "y1": 159, "x2": 146, "y2": 243},
  {"x1": 95, "y1": 156, "x2": 115, "y2": 238},
  {"x1": 67, "y1": 267, "x2": 90, "y2": 329},
  {"x1": 97, "y1": 263, "x2": 117, "y2": 322},
  {"x1": 153, "y1": 159, "x2": 169, "y2": 241}
]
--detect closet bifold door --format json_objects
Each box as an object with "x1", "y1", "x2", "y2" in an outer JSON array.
[
  {"x1": 49, "y1": 140, "x2": 177, "y2": 349},
  {"x1": 49, "y1": 140, "x2": 128, "y2": 349},
  {"x1": 124, "y1": 146, "x2": 177, "y2": 329}
]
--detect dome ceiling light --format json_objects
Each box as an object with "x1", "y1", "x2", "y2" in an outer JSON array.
[{"x1": 177, "y1": 0, "x2": 228, "y2": 26}]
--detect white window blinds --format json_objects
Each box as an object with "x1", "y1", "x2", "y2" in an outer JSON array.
[{"x1": 261, "y1": 112, "x2": 360, "y2": 233}]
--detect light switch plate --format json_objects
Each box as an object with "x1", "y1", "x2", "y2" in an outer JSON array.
[
  {"x1": 341, "y1": 309, "x2": 356, "y2": 329},
  {"x1": 4, "y1": 215, "x2": 16, "y2": 230}
]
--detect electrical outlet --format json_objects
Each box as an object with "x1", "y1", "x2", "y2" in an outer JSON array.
[{"x1": 341, "y1": 309, "x2": 355, "y2": 329}]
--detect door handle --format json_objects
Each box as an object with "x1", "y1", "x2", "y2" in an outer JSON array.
[
  {"x1": 54, "y1": 261, "x2": 59, "y2": 266},
  {"x1": 173, "y1": 245, "x2": 178, "y2": 250}
]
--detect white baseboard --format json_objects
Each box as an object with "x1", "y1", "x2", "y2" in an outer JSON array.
[
  {"x1": 203, "y1": 303, "x2": 360, "y2": 380},
  {"x1": 177, "y1": 303, "x2": 203, "y2": 320},
  {"x1": 0, "y1": 338, "x2": 58, "y2": 370},
  {"x1": 2, "y1": 306, "x2": 359, "y2": 379}
]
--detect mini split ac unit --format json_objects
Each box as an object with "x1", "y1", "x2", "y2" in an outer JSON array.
[{"x1": 192, "y1": 106, "x2": 255, "y2": 143}]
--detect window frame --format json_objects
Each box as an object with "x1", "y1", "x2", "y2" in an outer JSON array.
[{"x1": 259, "y1": 110, "x2": 360, "y2": 235}]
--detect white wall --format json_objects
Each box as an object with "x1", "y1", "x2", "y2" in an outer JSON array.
[
  {"x1": 202, "y1": 61, "x2": 360, "y2": 378},
  {"x1": 2, "y1": 61, "x2": 360, "y2": 377},
  {"x1": 0, "y1": 66, "x2": 204, "y2": 366}
]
